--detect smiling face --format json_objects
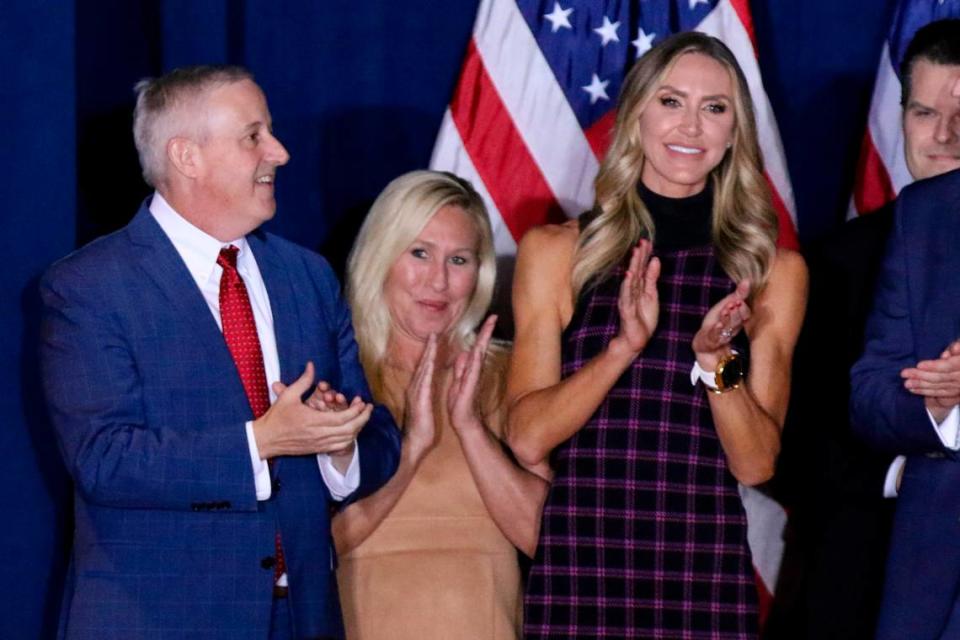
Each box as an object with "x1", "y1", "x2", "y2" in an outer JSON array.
[
  {"x1": 192, "y1": 79, "x2": 290, "y2": 238},
  {"x1": 637, "y1": 52, "x2": 736, "y2": 197},
  {"x1": 903, "y1": 59, "x2": 960, "y2": 180},
  {"x1": 384, "y1": 204, "x2": 481, "y2": 346}
]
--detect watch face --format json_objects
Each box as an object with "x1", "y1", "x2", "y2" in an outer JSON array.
[{"x1": 718, "y1": 355, "x2": 745, "y2": 389}]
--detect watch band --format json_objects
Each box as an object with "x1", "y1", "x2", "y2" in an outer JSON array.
[
  {"x1": 690, "y1": 359, "x2": 719, "y2": 390},
  {"x1": 690, "y1": 350, "x2": 741, "y2": 394}
]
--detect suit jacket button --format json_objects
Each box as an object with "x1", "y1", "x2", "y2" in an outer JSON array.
[
  {"x1": 261, "y1": 556, "x2": 276, "y2": 570},
  {"x1": 272, "y1": 478, "x2": 281, "y2": 494}
]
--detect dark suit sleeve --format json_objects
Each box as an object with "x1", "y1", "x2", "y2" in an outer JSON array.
[
  {"x1": 312, "y1": 257, "x2": 401, "y2": 503},
  {"x1": 39, "y1": 262, "x2": 258, "y2": 513},
  {"x1": 850, "y1": 194, "x2": 949, "y2": 456}
]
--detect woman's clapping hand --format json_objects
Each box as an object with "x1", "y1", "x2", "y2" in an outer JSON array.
[{"x1": 449, "y1": 315, "x2": 497, "y2": 435}]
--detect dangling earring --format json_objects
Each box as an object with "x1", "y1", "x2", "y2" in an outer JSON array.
[{"x1": 725, "y1": 140, "x2": 733, "y2": 149}]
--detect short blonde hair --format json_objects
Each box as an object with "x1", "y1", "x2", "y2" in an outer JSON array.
[
  {"x1": 347, "y1": 170, "x2": 496, "y2": 392},
  {"x1": 572, "y1": 31, "x2": 777, "y2": 300}
]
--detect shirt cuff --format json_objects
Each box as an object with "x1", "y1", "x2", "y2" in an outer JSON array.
[
  {"x1": 245, "y1": 421, "x2": 272, "y2": 501},
  {"x1": 928, "y1": 404, "x2": 960, "y2": 450},
  {"x1": 882, "y1": 455, "x2": 906, "y2": 498},
  {"x1": 317, "y1": 443, "x2": 360, "y2": 501}
]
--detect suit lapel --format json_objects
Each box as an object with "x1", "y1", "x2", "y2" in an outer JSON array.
[
  {"x1": 951, "y1": 184, "x2": 960, "y2": 338},
  {"x1": 910, "y1": 178, "x2": 960, "y2": 357},
  {"x1": 125, "y1": 203, "x2": 252, "y2": 415},
  {"x1": 248, "y1": 232, "x2": 304, "y2": 474},
  {"x1": 248, "y1": 232, "x2": 303, "y2": 391}
]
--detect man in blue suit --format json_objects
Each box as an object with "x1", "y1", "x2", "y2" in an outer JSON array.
[
  {"x1": 850, "y1": 74, "x2": 960, "y2": 640},
  {"x1": 40, "y1": 65, "x2": 401, "y2": 639},
  {"x1": 773, "y1": 21, "x2": 960, "y2": 640}
]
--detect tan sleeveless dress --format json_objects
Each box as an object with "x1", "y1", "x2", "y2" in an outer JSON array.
[{"x1": 337, "y1": 350, "x2": 522, "y2": 639}]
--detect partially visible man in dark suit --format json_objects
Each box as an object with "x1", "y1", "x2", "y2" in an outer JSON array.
[
  {"x1": 40, "y1": 65, "x2": 401, "y2": 639},
  {"x1": 848, "y1": 50, "x2": 960, "y2": 640},
  {"x1": 850, "y1": 164, "x2": 960, "y2": 639},
  {"x1": 773, "y1": 19, "x2": 960, "y2": 640}
]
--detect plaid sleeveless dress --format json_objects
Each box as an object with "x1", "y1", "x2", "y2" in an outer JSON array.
[{"x1": 524, "y1": 190, "x2": 758, "y2": 639}]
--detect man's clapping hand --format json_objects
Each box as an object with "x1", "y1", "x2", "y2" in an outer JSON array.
[{"x1": 253, "y1": 362, "x2": 370, "y2": 461}]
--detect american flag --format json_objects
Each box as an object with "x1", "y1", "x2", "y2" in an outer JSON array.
[
  {"x1": 430, "y1": 0, "x2": 794, "y2": 619},
  {"x1": 851, "y1": 0, "x2": 960, "y2": 216}
]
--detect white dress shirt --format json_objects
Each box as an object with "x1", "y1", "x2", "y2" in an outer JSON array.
[
  {"x1": 929, "y1": 405, "x2": 960, "y2": 450},
  {"x1": 148, "y1": 193, "x2": 360, "y2": 505}
]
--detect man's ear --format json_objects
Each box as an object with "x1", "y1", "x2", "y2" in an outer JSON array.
[{"x1": 167, "y1": 136, "x2": 201, "y2": 179}]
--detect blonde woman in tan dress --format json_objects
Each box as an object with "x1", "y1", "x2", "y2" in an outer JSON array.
[{"x1": 322, "y1": 171, "x2": 550, "y2": 640}]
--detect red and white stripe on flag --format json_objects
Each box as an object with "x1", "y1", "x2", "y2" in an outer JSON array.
[
  {"x1": 851, "y1": 43, "x2": 910, "y2": 217},
  {"x1": 430, "y1": 0, "x2": 792, "y2": 618}
]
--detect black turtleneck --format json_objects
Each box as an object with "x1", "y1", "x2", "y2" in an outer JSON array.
[{"x1": 638, "y1": 181, "x2": 713, "y2": 251}]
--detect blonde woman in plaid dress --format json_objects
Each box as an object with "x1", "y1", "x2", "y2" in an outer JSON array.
[{"x1": 506, "y1": 32, "x2": 807, "y2": 639}]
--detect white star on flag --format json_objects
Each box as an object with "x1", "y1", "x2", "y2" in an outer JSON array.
[
  {"x1": 593, "y1": 16, "x2": 621, "y2": 46},
  {"x1": 582, "y1": 73, "x2": 610, "y2": 104},
  {"x1": 544, "y1": 2, "x2": 573, "y2": 33},
  {"x1": 632, "y1": 27, "x2": 656, "y2": 57},
  {"x1": 689, "y1": 0, "x2": 710, "y2": 8}
]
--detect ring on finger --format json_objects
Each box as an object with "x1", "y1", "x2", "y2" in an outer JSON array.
[{"x1": 720, "y1": 328, "x2": 734, "y2": 340}]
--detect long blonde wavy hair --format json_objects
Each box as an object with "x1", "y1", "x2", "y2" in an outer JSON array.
[
  {"x1": 347, "y1": 170, "x2": 497, "y2": 400},
  {"x1": 571, "y1": 31, "x2": 778, "y2": 301}
]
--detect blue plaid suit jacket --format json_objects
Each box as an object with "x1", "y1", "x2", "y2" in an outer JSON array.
[
  {"x1": 851, "y1": 168, "x2": 960, "y2": 640},
  {"x1": 40, "y1": 199, "x2": 400, "y2": 639}
]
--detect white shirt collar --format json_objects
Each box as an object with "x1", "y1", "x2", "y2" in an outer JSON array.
[{"x1": 148, "y1": 192, "x2": 250, "y2": 286}]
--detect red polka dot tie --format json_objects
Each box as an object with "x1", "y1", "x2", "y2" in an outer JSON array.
[{"x1": 217, "y1": 245, "x2": 286, "y2": 583}]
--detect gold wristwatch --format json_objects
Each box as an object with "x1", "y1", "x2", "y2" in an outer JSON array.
[
  {"x1": 713, "y1": 351, "x2": 745, "y2": 394},
  {"x1": 690, "y1": 350, "x2": 745, "y2": 394}
]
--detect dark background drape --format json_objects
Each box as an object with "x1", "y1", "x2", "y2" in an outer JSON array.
[{"x1": 1, "y1": 1, "x2": 894, "y2": 636}]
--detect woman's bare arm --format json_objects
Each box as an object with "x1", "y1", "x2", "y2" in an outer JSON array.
[
  {"x1": 693, "y1": 249, "x2": 808, "y2": 485},
  {"x1": 332, "y1": 336, "x2": 438, "y2": 554},
  {"x1": 449, "y1": 317, "x2": 552, "y2": 556},
  {"x1": 506, "y1": 224, "x2": 660, "y2": 467}
]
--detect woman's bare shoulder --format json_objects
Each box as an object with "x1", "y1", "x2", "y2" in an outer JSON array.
[
  {"x1": 771, "y1": 247, "x2": 807, "y2": 277},
  {"x1": 517, "y1": 220, "x2": 579, "y2": 259},
  {"x1": 513, "y1": 221, "x2": 579, "y2": 319},
  {"x1": 765, "y1": 248, "x2": 809, "y2": 301}
]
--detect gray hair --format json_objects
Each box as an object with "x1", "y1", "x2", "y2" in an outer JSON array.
[{"x1": 132, "y1": 65, "x2": 253, "y2": 187}]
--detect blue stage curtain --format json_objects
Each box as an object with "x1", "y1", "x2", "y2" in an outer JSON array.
[
  {"x1": 1, "y1": 3, "x2": 76, "y2": 638},
  {"x1": 1, "y1": 1, "x2": 893, "y2": 636}
]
